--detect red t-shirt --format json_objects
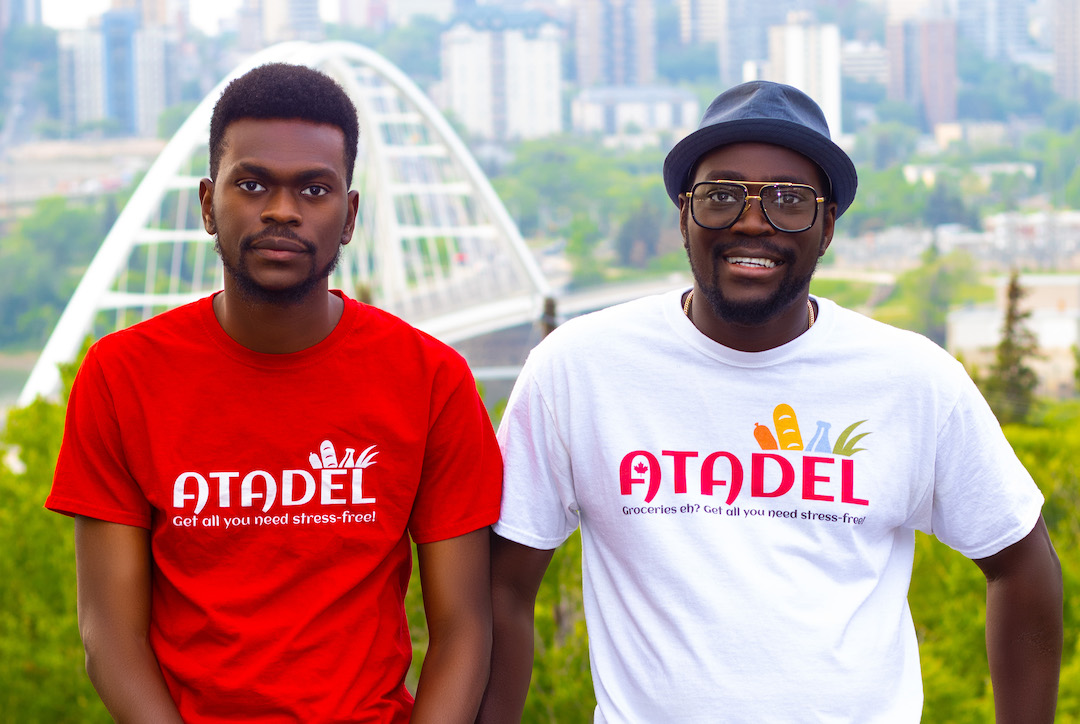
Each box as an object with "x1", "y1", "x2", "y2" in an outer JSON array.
[{"x1": 47, "y1": 293, "x2": 502, "y2": 722}]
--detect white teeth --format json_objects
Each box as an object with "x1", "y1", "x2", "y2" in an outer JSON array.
[{"x1": 726, "y1": 256, "x2": 778, "y2": 268}]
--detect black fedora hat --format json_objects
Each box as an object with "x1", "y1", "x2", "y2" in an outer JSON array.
[{"x1": 663, "y1": 81, "x2": 858, "y2": 217}]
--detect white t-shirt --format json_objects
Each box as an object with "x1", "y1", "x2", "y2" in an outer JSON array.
[{"x1": 495, "y1": 289, "x2": 1043, "y2": 723}]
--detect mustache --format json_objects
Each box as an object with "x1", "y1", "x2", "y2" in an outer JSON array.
[
  {"x1": 240, "y1": 225, "x2": 316, "y2": 253},
  {"x1": 711, "y1": 239, "x2": 797, "y2": 265}
]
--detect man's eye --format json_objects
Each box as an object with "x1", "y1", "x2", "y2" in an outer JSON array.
[
  {"x1": 238, "y1": 181, "x2": 265, "y2": 192},
  {"x1": 301, "y1": 185, "x2": 329, "y2": 197},
  {"x1": 707, "y1": 191, "x2": 736, "y2": 203}
]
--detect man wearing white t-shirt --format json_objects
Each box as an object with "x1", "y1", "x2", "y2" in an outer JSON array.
[{"x1": 477, "y1": 81, "x2": 1062, "y2": 723}]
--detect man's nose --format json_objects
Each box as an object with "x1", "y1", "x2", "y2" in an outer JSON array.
[
  {"x1": 731, "y1": 194, "x2": 775, "y2": 235},
  {"x1": 261, "y1": 188, "x2": 302, "y2": 225}
]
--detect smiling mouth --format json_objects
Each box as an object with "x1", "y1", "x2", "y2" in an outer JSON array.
[{"x1": 726, "y1": 256, "x2": 780, "y2": 269}]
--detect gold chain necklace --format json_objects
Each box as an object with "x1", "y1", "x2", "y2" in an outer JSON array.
[{"x1": 682, "y1": 290, "x2": 815, "y2": 329}]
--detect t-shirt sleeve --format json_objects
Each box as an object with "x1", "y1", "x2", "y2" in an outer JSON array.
[
  {"x1": 492, "y1": 350, "x2": 581, "y2": 550},
  {"x1": 407, "y1": 355, "x2": 502, "y2": 544},
  {"x1": 927, "y1": 372, "x2": 1043, "y2": 560},
  {"x1": 46, "y1": 343, "x2": 152, "y2": 528}
]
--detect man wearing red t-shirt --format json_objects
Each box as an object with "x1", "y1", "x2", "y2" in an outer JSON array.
[{"x1": 47, "y1": 63, "x2": 502, "y2": 723}]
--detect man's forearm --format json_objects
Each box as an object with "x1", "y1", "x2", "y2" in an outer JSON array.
[
  {"x1": 82, "y1": 624, "x2": 183, "y2": 723},
  {"x1": 411, "y1": 622, "x2": 491, "y2": 723},
  {"x1": 979, "y1": 518, "x2": 1063, "y2": 724},
  {"x1": 475, "y1": 587, "x2": 539, "y2": 723},
  {"x1": 985, "y1": 574, "x2": 1062, "y2": 723}
]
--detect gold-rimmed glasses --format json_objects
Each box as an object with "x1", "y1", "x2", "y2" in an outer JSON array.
[{"x1": 685, "y1": 180, "x2": 825, "y2": 233}]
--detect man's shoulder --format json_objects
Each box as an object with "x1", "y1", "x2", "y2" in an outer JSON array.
[
  {"x1": 823, "y1": 298, "x2": 967, "y2": 377},
  {"x1": 91, "y1": 296, "x2": 209, "y2": 358},
  {"x1": 544, "y1": 291, "x2": 670, "y2": 347},
  {"x1": 348, "y1": 299, "x2": 472, "y2": 372}
]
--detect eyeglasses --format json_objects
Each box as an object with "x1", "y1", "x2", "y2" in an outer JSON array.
[{"x1": 685, "y1": 181, "x2": 826, "y2": 233}]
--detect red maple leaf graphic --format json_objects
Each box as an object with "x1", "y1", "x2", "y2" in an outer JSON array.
[{"x1": 634, "y1": 462, "x2": 648, "y2": 474}]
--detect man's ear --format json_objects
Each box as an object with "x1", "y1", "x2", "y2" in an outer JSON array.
[
  {"x1": 819, "y1": 202, "x2": 837, "y2": 257},
  {"x1": 678, "y1": 195, "x2": 690, "y2": 248},
  {"x1": 199, "y1": 178, "x2": 216, "y2": 235},
  {"x1": 341, "y1": 190, "x2": 359, "y2": 245}
]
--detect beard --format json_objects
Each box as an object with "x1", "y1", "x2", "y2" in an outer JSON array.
[
  {"x1": 215, "y1": 225, "x2": 342, "y2": 306},
  {"x1": 687, "y1": 235, "x2": 822, "y2": 327}
]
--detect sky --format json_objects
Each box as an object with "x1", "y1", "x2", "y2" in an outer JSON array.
[{"x1": 41, "y1": 0, "x2": 338, "y2": 36}]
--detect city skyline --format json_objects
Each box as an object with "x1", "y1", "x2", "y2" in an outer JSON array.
[{"x1": 40, "y1": 0, "x2": 340, "y2": 35}]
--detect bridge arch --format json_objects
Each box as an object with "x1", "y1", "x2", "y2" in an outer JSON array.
[{"x1": 20, "y1": 40, "x2": 550, "y2": 405}]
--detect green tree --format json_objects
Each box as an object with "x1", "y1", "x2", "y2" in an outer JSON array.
[
  {"x1": 1073, "y1": 345, "x2": 1080, "y2": 395},
  {"x1": 0, "y1": 196, "x2": 108, "y2": 350},
  {"x1": 981, "y1": 271, "x2": 1039, "y2": 424},
  {"x1": 0, "y1": 346, "x2": 110, "y2": 721},
  {"x1": 614, "y1": 200, "x2": 663, "y2": 267}
]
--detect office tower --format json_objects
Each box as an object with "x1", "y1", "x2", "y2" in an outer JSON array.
[
  {"x1": 677, "y1": 0, "x2": 721, "y2": 44},
  {"x1": 339, "y1": 0, "x2": 389, "y2": 29},
  {"x1": 571, "y1": 86, "x2": 699, "y2": 134},
  {"x1": 262, "y1": 0, "x2": 323, "y2": 43},
  {"x1": 1, "y1": 0, "x2": 42, "y2": 30},
  {"x1": 58, "y1": 29, "x2": 106, "y2": 131},
  {"x1": 59, "y1": 10, "x2": 178, "y2": 137},
  {"x1": 957, "y1": 0, "x2": 1031, "y2": 61},
  {"x1": 841, "y1": 40, "x2": 889, "y2": 85},
  {"x1": 575, "y1": 0, "x2": 655, "y2": 87},
  {"x1": 715, "y1": 0, "x2": 808, "y2": 87},
  {"x1": 757, "y1": 13, "x2": 843, "y2": 136},
  {"x1": 887, "y1": 16, "x2": 958, "y2": 129},
  {"x1": 441, "y1": 10, "x2": 562, "y2": 140},
  {"x1": 1055, "y1": 0, "x2": 1080, "y2": 99},
  {"x1": 389, "y1": 0, "x2": 457, "y2": 25}
]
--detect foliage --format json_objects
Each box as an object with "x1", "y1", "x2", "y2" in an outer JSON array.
[
  {"x1": 613, "y1": 200, "x2": 664, "y2": 267},
  {"x1": 2, "y1": 24, "x2": 60, "y2": 118},
  {"x1": 1074, "y1": 345, "x2": 1080, "y2": 395},
  {"x1": 521, "y1": 531, "x2": 594, "y2": 722},
  {"x1": 0, "y1": 196, "x2": 109, "y2": 351},
  {"x1": 326, "y1": 17, "x2": 442, "y2": 87},
  {"x1": 0, "y1": 346, "x2": 110, "y2": 721},
  {"x1": 157, "y1": 102, "x2": 199, "y2": 139},
  {"x1": 956, "y1": 46, "x2": 1055, "y2": 122},
  {"x1": 807, "y1": 278, "x2": 878, "y2": 310},
  {"x1": 654, "y1": 1, "x2": 717, "y2": 83},
  {"x1": 873, "y1": 247, "x2": 989, "y2": 345},
  {"x1": 980, "y1": 271, "x2": 1039, "y2": 424},
  {"x1": 912, "y1": 400, "x2": 1080, "y2": 721}
]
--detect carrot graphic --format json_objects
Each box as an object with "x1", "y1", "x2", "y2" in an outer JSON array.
[
  {"x1": 773, "y1": 404, "x2": 804, "y2": 450},
  {"x1": 754, "y1": 423, "x2": 779, "y2": 450},
  {"x1": 751, "y1": 423, "x2": 777, "y2": 451}
]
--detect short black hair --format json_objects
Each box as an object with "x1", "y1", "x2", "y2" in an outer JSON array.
[{"x1": 208, "y1": 63, "x2": 360, "y2": 185}]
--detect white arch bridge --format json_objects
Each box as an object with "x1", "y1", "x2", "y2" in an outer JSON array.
[{"x1": 21, "y1": 41, "x2": 569, "y2": 405}]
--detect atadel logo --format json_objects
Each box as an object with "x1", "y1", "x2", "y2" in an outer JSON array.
[
  {"x1": 618, "y1": 404, "x2": 873, "y2": 507},
  {"x1": 752, "y1": 403, "x2": 871, "y2": 456},
  {"x1": 172, "y1": 439, "x2": 379, "y2": 515}
]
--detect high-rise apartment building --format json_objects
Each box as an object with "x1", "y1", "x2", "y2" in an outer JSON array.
[
  {"x1": 262, "y1": 0, "x2": 323, "y2": 43},
  {"x1": 441, "y1": 11, "x2": 562, "y2": 140},
  {"x1": 389, "y1": 0, "x2": 457, "y2": 25},
  {"x1": 110, "y1": 0, "x2": 187, "y2": 29},
  {"x1": 677, "y1": 0, "x2": 721, "y2": 45},
  {"x1": 575, "y1": 0, "x2": 654, "y2": 87},
  {"x1": 957, "y1": 0, "x2": 1030, "y2": 61},
  {"x1": 887, "y1": 16, "x2": 958, "y2": 129},
  {"x1": 754, "y1": 13, "x2": 842, "y2": 136},
  {"x1": 58, "y1": 29, "x2": 106, "y2": 131},
  {"x1": 1, "y1": 0, "x2": 42, "y2": 31},
  {"x1": 58, "y1": 9, "x2": 179, "y2": 137},
  {"x1": 339, "y1": 0, "x2": 389, "y2": 30},
  {"x1": 1055, "y1": 0, "x2": 1080, "y2": 99},
  {"x1": 715, "y1": 0, "x2": 808, "y2": 86}
]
